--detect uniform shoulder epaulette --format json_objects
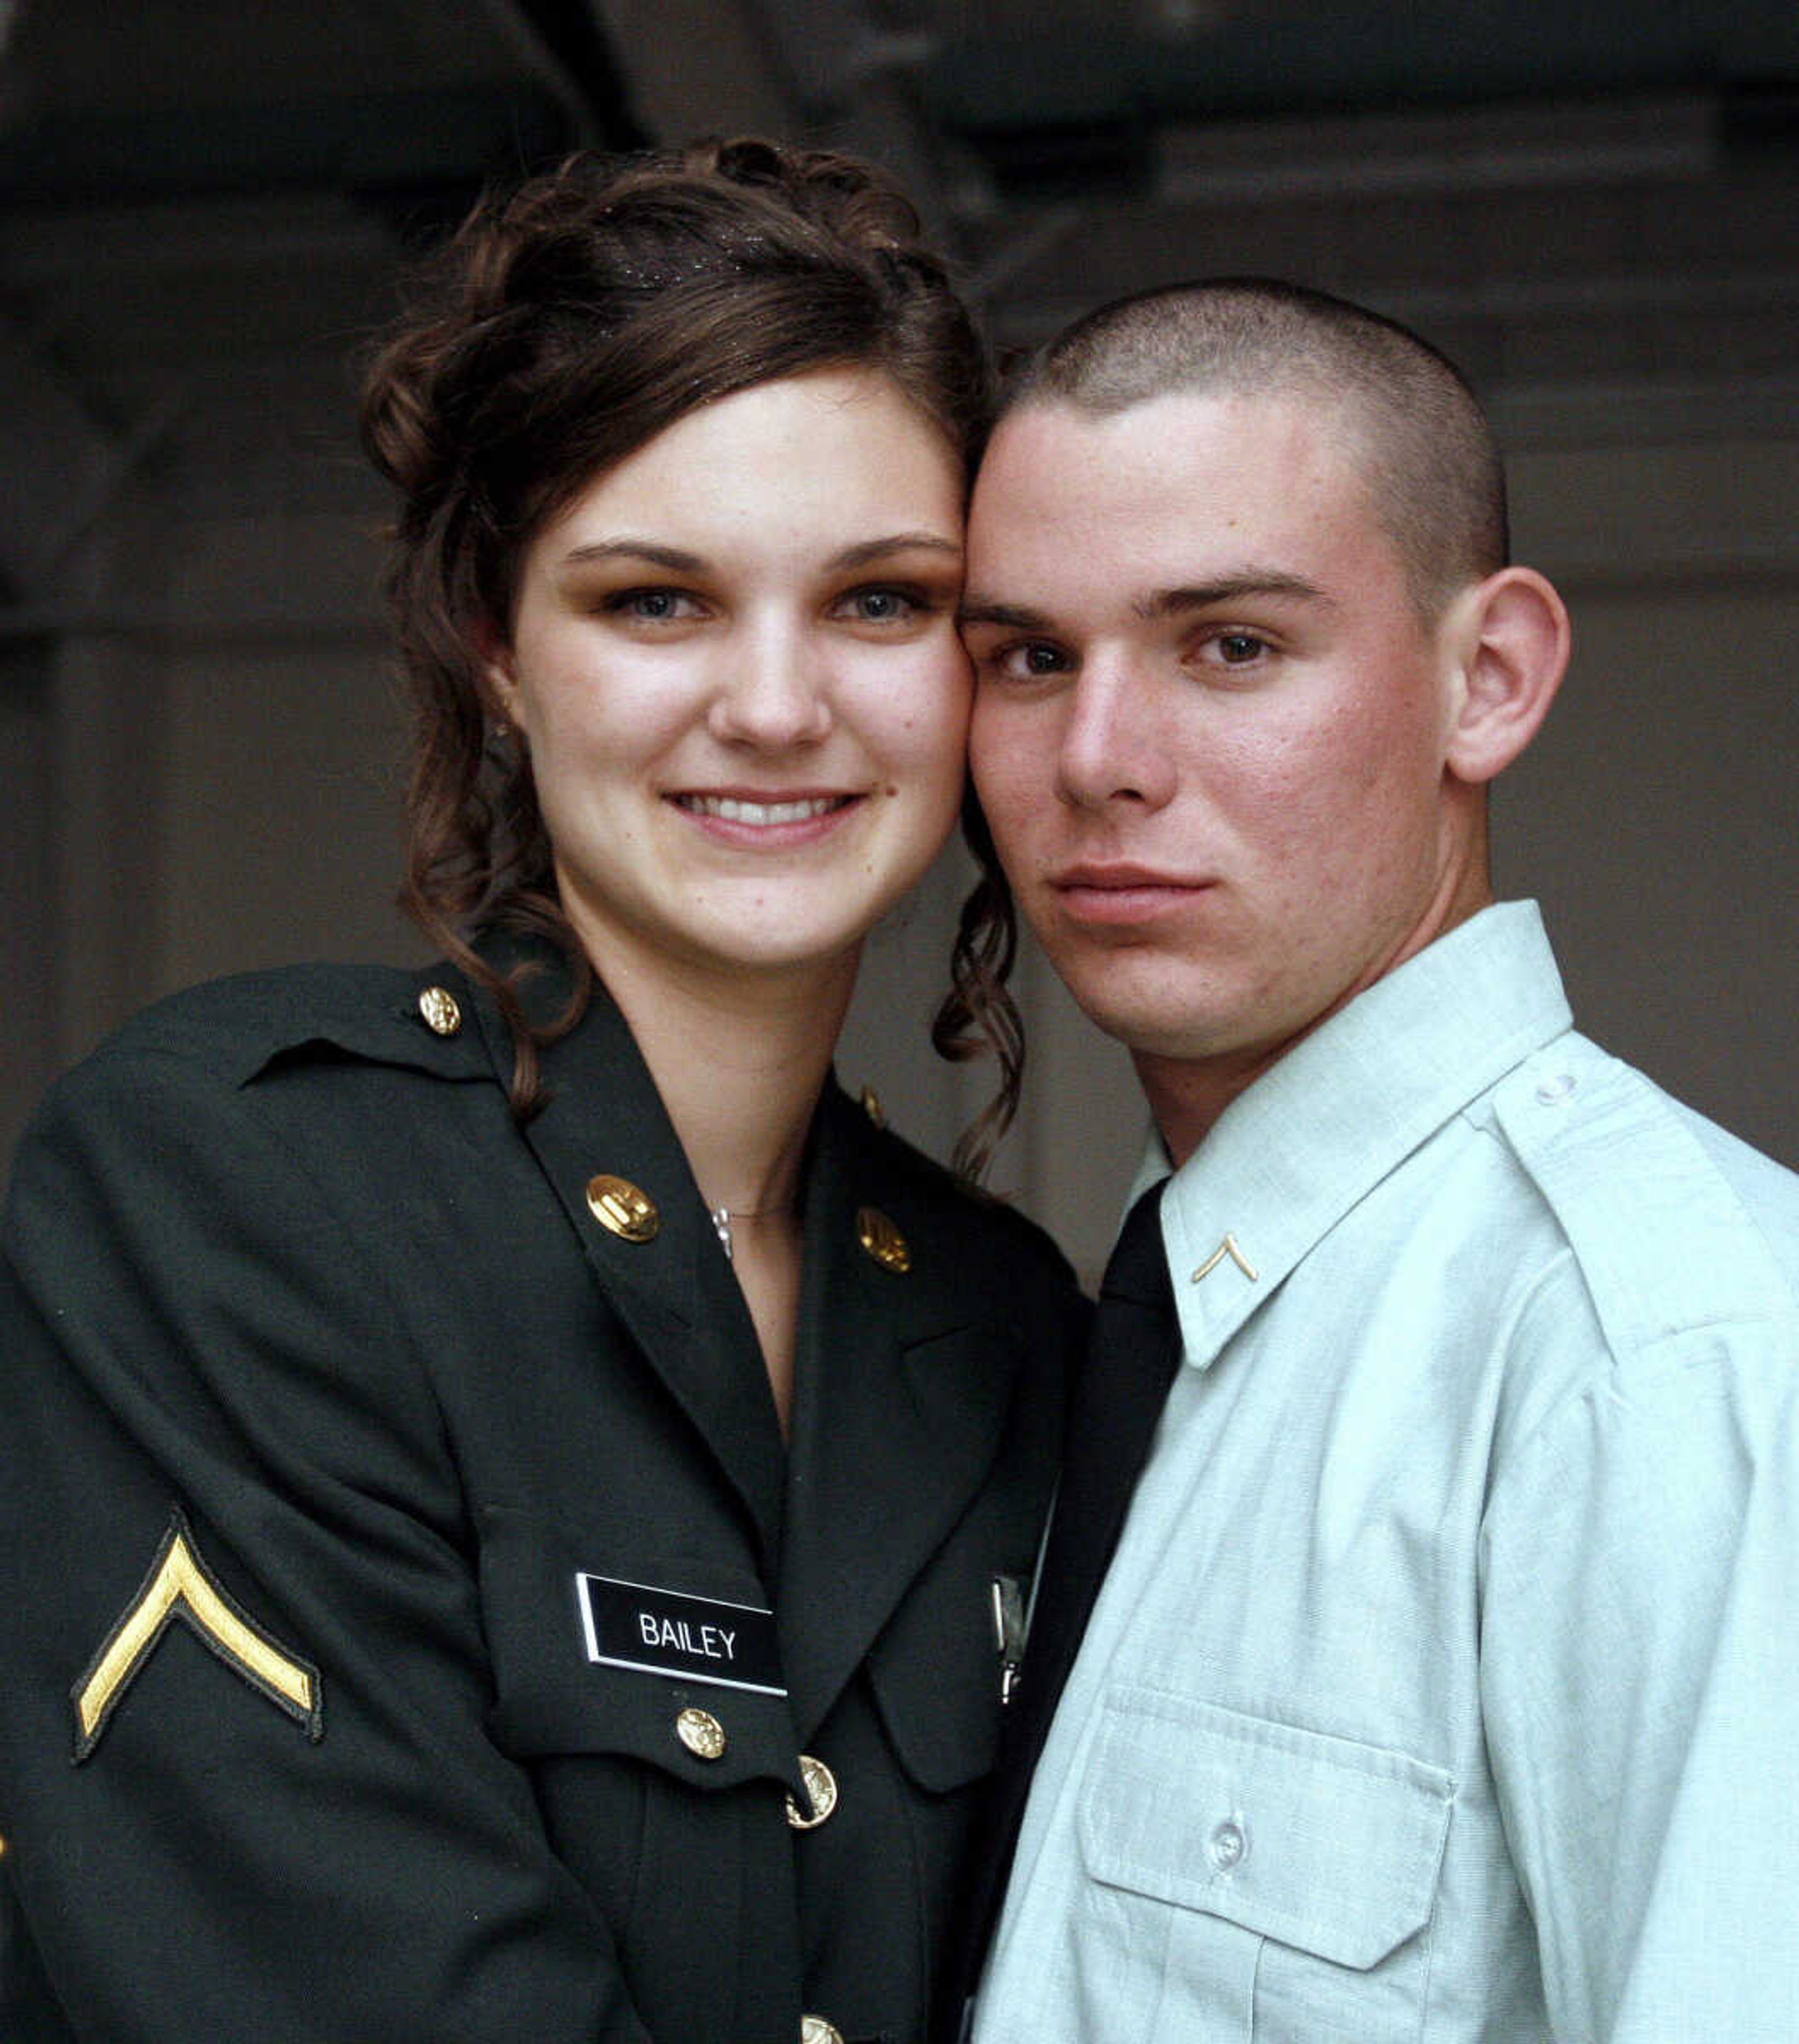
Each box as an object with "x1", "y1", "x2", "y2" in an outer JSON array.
[
  {"x1": 1491, "y1": 1034, "x2": 1797, "y2": 1372},
  {"x1": 92, "y1": 961, "x2": 491, "y2": 1090}
]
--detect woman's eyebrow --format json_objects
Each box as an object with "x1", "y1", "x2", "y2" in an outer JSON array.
[
  {"x1": 558, "y1": 539, "x2": 707, "y2": 573},
  {"x1": 825, "y1": 532, "x2": 963, "y2": 572},
  {"x1": 556, "y1": 533, "x2": 961, "y2": 575}
]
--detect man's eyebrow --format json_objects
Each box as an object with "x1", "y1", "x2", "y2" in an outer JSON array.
[
  {"x1": 958, "y1": 597, "x2": 1055, "y2": 630},
  {"x1": 1134, "y1": 571, "x2": 1333, "y2": 621},
  {"x1": 959, "y1": 572, "x2": 1333, "y2": 632}
]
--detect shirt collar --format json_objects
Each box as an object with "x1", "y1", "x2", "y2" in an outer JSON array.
[{"x1": 1152, "y1": 900, "x2": 1574, "y2": 1370}]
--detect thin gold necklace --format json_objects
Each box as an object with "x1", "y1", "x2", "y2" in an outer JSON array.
[{"x1": 708, "y1": 1200, "x2": 792, "y2": 1262}]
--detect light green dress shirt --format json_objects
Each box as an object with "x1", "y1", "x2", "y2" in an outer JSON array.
[{"x1": 975, "y1": 903, "x2": 1799, "y2": 2042}]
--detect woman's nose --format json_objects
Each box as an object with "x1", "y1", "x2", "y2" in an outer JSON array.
[{"x1": 706, "y1": 617, "x2": 833, "y2": 749}]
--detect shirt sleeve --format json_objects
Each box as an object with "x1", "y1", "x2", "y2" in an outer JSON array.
[
  {"x1": 1478, "y1": 1272, "x2": 1799, "y2": 2043},
  {"x1": 0, "y1": 1042, "x2": 655, "y2": 2043}
]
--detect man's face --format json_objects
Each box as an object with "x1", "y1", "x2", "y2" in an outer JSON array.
[{"x1": 963, "y1": 389, "x2": 1478, "y2": 1085}]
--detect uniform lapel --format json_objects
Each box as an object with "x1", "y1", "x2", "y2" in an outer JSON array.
[
  {"x1": 464, "y1": 945, "x2": 787, "y2": 1570},
  {"x1": 776, "y1": 1086, "x2": 1022, "y2": 1744}
]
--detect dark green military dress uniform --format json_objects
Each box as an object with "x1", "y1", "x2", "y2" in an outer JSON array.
[{"x1": 0, "y1": 944, "x2": 1081, "y2": 2043}]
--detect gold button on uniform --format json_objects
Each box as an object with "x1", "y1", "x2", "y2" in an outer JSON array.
[
  {"x1": 855, "y1": 1206, "x2": 910, "y2": 1275},
  {"x1": 800, "y1": 2018, "x2": 844, "y2": 2044},
  {"x1": 417, "y1": 985, "x2": 461, "y2": 1037},
  {"x1": 784, "y1": 1754, "x2": 838, "y2": 1830},
  {"x1": 858, "y1": 1084, "x2": 885, "y2": 1128},
  {"x1": 586, "y1": 1175, "x2": 660, "y2": 1244},
  {"x1": 675, "y1": 1706, "x2": 726, "y2": 1760}
]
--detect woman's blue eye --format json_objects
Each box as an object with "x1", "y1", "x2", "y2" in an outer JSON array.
[
  {"x1": 847, "y1": 587, "x2": 916, "y2": 622},
  {"x1": 603, "y1": 587, "x2": 698, "y2": 622}
]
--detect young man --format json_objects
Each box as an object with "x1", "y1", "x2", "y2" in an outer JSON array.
[{"x1": 952, "y1": 281, "x2": 1799, "y2": 2041}]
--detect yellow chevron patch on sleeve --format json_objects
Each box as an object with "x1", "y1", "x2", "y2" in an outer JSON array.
[{"x1": 72, "y1": 1508, "x2": 324, "y2": 1761}]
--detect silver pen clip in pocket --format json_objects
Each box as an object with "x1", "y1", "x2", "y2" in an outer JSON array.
[{"x1": 989, "y1": 1573, "x2": 1026, "y2": 1705}]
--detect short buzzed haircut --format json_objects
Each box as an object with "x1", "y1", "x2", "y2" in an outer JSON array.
[{"x1": 1002, "y1": 278, "x2": 1509, "y2": 618}]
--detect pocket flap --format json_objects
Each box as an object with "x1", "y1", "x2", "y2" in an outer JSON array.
[
  {"x1": 476, "y1": 1504, "x2": 799, "y2": 1793},
  {"x1": 1078, "y1": 1688, "x2": 1452, "y2": 1970},
  {"x1": 863, "y1": 1551, "x2": 1008, "y2": 1794}
]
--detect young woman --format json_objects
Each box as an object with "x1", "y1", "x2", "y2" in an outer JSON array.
[{"x1": 0, "y1": 139, "x2": 1080, "y2": 2044}]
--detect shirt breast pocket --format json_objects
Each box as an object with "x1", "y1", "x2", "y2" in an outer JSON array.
[{"x1": 1076, "y1": 1687, "x2": 1451, "y2": 2044}]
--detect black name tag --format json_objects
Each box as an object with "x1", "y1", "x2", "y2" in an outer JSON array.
[{"x1": 575, "y1": 1573, "x2": 787, "y2": 1696}]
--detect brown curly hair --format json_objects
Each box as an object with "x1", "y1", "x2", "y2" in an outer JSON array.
[{"x1": 359, "y1": 136, "x2": 1022, "y2": 1167}]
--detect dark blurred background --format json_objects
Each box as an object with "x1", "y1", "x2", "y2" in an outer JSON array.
[{"x1": 3, "y1": 0, "x2": 1795, "y2": 1277}]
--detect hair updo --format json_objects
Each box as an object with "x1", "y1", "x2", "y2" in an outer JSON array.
[{"x1": 361, "y1": 136, "x2": 1017, "y2": 1163}]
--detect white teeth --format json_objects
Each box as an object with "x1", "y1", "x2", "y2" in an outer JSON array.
[{"x1": 684, "y1": 795, "x2": 841, "y2": 825}]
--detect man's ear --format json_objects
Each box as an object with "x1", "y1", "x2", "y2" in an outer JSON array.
[{"x1": 1441, "y1": 566, "x2": 1569, "y2": 786}]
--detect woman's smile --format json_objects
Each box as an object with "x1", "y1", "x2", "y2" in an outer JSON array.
[{"x1": 675, "y1": 789, "x2": 870, "y2": 838}]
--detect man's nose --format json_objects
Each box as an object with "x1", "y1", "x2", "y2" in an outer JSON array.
[{"x1": 1056, "y1": 655, "x2": 1176, "y2": 810}]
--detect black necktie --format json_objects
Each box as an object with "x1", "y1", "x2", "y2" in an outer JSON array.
[{"x1": 937, "y1": 1184, "x2": 1182, "y2": 2042}]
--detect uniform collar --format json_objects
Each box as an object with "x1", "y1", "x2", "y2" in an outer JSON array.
[
  {"x1": 1154, "y1": 901, "x2": 1574, "y2": 1371},
  {"x1": 781, "y1": 1080, "x2": 1032, "y2": 1741},
  {"x1": 452, "y1": 936, "x2": 1024, "y2": 1734},
  {"x1": 455, "y1": 937, "x2": 792, "y2": 1562}
]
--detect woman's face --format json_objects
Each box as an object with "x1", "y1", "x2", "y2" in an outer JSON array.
[{"x1": 490, "y1": 367, "x2": 971, "y2": 998}]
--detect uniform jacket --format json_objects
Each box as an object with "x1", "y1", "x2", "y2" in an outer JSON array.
[{"x1": 0, "y1": 948, "x2": 1082, "y2": 2044}]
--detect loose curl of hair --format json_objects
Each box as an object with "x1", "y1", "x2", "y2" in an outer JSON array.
[
  {"x1": 931, "y1": 786, "x2": 1022, "y2": 1181},
  {"x1": 360, "y1": 136, "x2": 1022, "y2": 1170}
]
